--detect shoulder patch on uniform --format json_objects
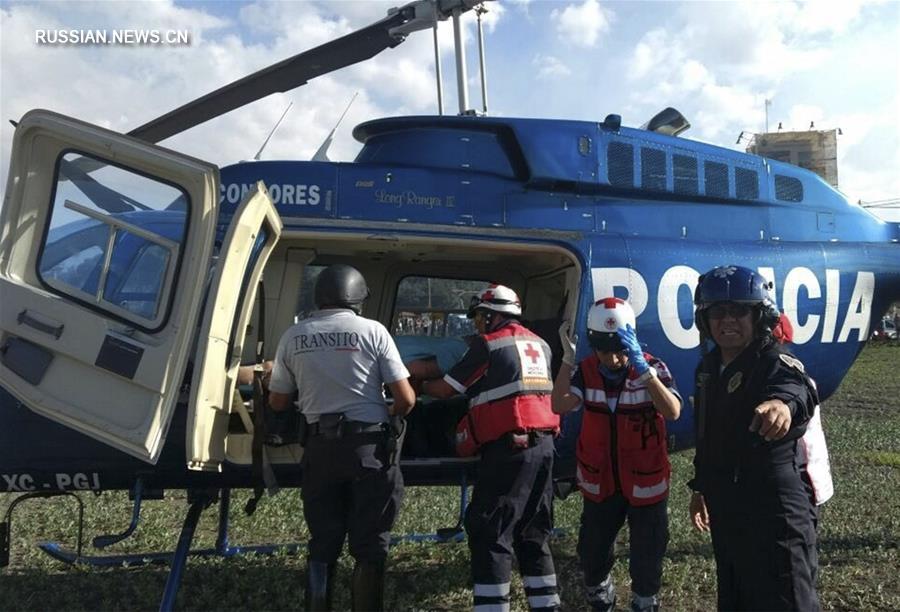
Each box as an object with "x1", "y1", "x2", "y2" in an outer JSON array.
[
  {"x1": 779, "y1": 354, "x2": 805, "y2": 373},
  {"x1": 727, "y1": 371, "x2": 743, "y2": 394}
]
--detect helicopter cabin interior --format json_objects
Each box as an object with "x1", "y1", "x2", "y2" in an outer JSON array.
[{"x1": 223, "y1": 232, "x2": 581, "y2": 468}]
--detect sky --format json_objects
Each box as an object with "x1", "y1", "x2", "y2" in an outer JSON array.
[{"x1": 1, "y1": 0, "x2": 898, "y2": 222}]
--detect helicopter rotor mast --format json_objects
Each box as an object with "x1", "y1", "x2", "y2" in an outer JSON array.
[{"x1": 127, "y1": 0, "x2": 486, "y2": 145}]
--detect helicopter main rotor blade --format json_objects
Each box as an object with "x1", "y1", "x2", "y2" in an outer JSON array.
[{"x1": 128, "y1": 8, "x2": 413, "y2": 144}]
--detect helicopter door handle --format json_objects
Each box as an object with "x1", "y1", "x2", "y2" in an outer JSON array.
[{"x1": 17, "y1": 310, "x2": 64, "y2": 339}]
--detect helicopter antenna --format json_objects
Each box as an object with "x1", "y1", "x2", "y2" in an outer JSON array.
[
  {"x1": 253, "y1": 101, "x2": 293, "y2": 161},
  {"x1": 312, "y1": 91, "x2": 359, "y2": 162}
]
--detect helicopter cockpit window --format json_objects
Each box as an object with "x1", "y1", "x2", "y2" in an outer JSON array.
[
  {"x1": 37, "y1": 151, "x2": 189, "y2": 331},
  {"x1": 392, "y1": 276, "x2": 482, "y2": 338}
]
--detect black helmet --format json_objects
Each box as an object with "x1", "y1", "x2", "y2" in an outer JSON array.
[
  {"x1": 694, "y1": 265, "x2": 780, "y2": 339},
  {"x1": 314, "y1": 264, "x2": 369, "y2": 313}
]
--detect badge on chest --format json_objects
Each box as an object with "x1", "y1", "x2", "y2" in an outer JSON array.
[{"x1": 727, "y1": 371, "x2": 743, "y2": 394}]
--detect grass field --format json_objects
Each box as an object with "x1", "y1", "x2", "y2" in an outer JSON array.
[{"x1": 2, "y1": 343, "x2": 899, "y2": 610}]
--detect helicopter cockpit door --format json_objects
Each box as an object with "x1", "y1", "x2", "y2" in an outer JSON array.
[
  {"x1": 0, "y1": 109, "x2": 220, "y2": 463},
  {"x1": 185, "y1": 184, "x2": 281, "y2": 472}
]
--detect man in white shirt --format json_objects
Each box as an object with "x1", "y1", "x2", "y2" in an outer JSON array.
[{"x1": 269, "y1": 264, "x2": 415, "y2": 612}]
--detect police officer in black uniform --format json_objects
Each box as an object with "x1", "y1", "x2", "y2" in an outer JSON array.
[
  {"x1": 269, "y1": 264, "x2": 415, "y2": 611},
  {"x1": 689, "y1": 265, "x2": 820, "y2": 611}
]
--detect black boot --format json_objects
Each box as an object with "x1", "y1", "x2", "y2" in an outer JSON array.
[
  {"x1": 586, "y1": 578, "x2": 616, "y2": 612},
  {"x1": 305, "y1": 560, "x2": 335, "y2": 611},
  {"x1": 351, "y1": 560, "x2": 386, "y2": 612}
]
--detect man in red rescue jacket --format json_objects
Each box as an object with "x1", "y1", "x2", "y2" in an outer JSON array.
[
  {"x1": 420, "y1": 283, "x2": 560, "y2": 612},
  {"x1": 552, "y1": 298, "x2": 681, "y2": 612}
]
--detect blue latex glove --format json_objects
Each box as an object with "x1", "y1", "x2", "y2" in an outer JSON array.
[{"x1": 617, "y1": 324, "x2": 649, "y2": 375}]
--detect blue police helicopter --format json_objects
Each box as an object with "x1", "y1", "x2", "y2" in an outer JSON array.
[{"x1": 1, "y1": 1, "x2": 898, "y2": 608}]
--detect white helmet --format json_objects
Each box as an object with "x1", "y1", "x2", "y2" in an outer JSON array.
[
  {"x1": 586, "y1": 297, "x2": 636, "y2": 351},
  {"x1": 468, "y1": 284, "x2": 522, "y2": 318}
]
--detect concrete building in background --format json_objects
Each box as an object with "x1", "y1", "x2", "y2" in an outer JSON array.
[{"x1": 747, "y1": 128, "x2": 839, "y2": 188}]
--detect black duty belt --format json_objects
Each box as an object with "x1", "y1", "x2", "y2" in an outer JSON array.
[{"x1": 309, "y1": 419, "x2": 386, "y2": 437}]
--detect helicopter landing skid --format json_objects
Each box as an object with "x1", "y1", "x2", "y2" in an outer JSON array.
[
  {"x1": 392, "y1": 472, "x2": 469, "y2": 544},
  {"x1": 34, "y1": 475, "x2": 472, "y2": 610},
  {"x1": 37, "y1": 488, "x2": 303, "y2": 566},
  {"x1": 35, "y1": 488, "x2": 303, "y2": 612}
]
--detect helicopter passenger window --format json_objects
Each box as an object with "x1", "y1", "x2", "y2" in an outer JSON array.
[
  {"x1": 392, "y1": 276, "x2": 482, "y2": 338},
  {"x1": 640, "y1": 147, "x2": 667, "y2": 191},
  {"x1": 704, "y1": 161, "x2": 729, "y2": 198},
  {"x1": 673, "y1": 155, "x2": 698, "y2": 195},
  {"x1": 607, "y1": 142, "x2": 634, "y2": 187},
  {"x1": 38, "y1": 151, "x2": 189, "y2": 331},
  {"x1": 735, "y1": 167, "x2": 760, "y2": 200},
  {"x1": 775, "y1": 175, "x2": 804, "y2": 202},
  {"x1": 295, "y1": 265, "x2": 325, "y2": 321}
]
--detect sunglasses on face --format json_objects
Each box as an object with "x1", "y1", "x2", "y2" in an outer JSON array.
[{"x1": 707, "y1": 303, "x2": 753, "y2": 320}]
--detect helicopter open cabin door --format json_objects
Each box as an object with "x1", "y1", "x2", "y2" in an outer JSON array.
[
  {"x1": 0, "y1": 109, "x2": 223, "y2": 463},
  {"x1": 185, "y1": 184, "x2": 281, "y2": 472}
]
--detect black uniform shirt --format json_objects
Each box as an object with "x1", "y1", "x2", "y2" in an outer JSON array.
[{"x1": 692, "y1": 337, "x2": 818, "y2": 492}]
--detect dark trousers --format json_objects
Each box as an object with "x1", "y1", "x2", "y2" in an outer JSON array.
[
  {"x1": 466, "y1": 433, "x2": 558, "y2": 610},
  {"x1": 705, "y1": 467, "x2": 819, "y2": 611},
  {"x1": 301, "y1": 431, "x2": 402, "y2": 563},
  {"x1": 578, "y1": 493, "x2": 669, "y2": 597}
]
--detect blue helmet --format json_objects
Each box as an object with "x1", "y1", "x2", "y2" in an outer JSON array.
[{"x1": 694, "y1": 265, "x2": 780, "y2": 338}]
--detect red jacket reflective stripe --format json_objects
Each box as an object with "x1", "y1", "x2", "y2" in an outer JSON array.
[
  {"x1": 576, "y1": 353, "x2": 670, "y2": 505},
  {"x1": 457, "y1": 322, "x2": 559, "y2": 455}
]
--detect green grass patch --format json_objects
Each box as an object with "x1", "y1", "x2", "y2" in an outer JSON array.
[
  {"x1": 858, "y1": 451, "x2": 900, "y2": 467},
  {"x1": 2, "y1": 344, "x2": 899, "y2": 609}
]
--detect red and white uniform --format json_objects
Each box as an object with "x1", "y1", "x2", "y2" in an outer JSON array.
[
  {"x1": 445, "y1": 318, "x2": 560, "y2": 611},
  {"x1": 445, "y1": 320, "x2": 559, "y2": 455},
  {"x1": 571, "y1": 353, "x2": 679, "y2": 505}
]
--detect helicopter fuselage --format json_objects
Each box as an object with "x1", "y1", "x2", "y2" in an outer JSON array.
[{"x1": 1, "y1": 112, "x2": 897, "y2": 493}]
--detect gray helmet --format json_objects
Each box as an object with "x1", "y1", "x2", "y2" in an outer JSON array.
[{"x1": 314, "y1": 264, "x2": 369, "y2": 313}]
